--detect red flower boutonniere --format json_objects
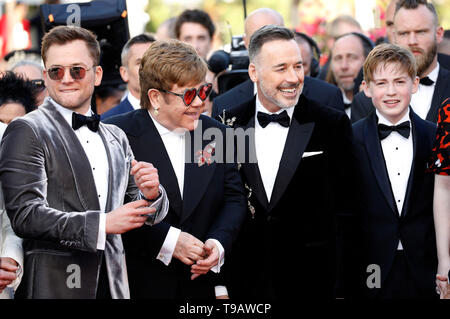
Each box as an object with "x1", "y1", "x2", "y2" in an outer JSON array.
[{"x1": 196, "y1": 142, "x2": 216, "y2": 167}]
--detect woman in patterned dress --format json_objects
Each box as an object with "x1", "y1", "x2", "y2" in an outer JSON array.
[{"x1": 428, "y1": 98, "x2": 450, "y2": 299}]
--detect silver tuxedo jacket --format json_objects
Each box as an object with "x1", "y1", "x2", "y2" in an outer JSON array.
[{"x1": 0, "y1": 101, "x2": 168, "y2": 299}]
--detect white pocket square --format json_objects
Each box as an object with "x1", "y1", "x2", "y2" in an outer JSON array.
[{"x1": 302, "y1": 151, "x2": 323, "y2": 158}]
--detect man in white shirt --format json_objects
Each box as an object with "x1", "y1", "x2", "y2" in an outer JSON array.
[
  {"x1": 353, "y1": 43, "x2": 438, "y2": 299},
  {"x1": 104, "y1": 39, "x2": 246, "y2": 299},
  {"x1": 0, "y1": 26, "x2": 168, "y2": 299},
  {"x1": 217, "y1": 25, "x2": 357, "y2": 299},
  {"x1": 351, "y1": 0, "x2": 450, "y2": 123}
]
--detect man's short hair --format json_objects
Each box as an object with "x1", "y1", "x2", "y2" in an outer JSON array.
[
  {"x1": 326, "y1": 15, "x2": 362, "y2": 39},
  {"x1": 121, "y1": 33, "x2": 156, "y2": 66},
  {"x1": 248, "y1": 25, "x2": 295, "y2": 62},
  {"x1": 10, "y1": 59, "x2": 44, "y2": 73},
  {"x1": 395, "y1": 0, "x2": 439, "y2": 26},
  {"x1": 175, "y1": 9, "x2": 215, "y2": 39},
  {"x1": 0, "y1": 71, "x2": 38, "y2": 114},
  {"x1": 363, "y1": 43, "x2": 417, "y2": 83},
  {"x1": 139, "y1": 39, "x2": 208, "y2": 110},
  {"x1": 41, "y1": 25, "x2": 100, "y2": 66},
  {"x1": 334, "y1": 32, "x2": 374, "y2": 58}
]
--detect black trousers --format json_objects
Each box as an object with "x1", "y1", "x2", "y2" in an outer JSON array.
[
  {"x1": 96, "y1": 257, "x2": 112, "y2": 299},
  {"x1": 377, "y1": 250, "x2": 428, "y2": 299}
]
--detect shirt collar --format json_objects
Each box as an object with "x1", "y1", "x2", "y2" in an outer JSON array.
[
  {"x1": 49, "y1": 97, "x2": 93, "y2": 127},
  {"x1": 376, "y1": 107, "x2": 410, "y2": 126},
  {"x1": 342, "y1": 92, "x2": 352, "y2": 104},
  {"x1": 147, "y1": 110, "x2": 186, "y2": 137},
  {"x1": 127, "y1": 92, "x2": 141, "y2": 110},
  {"x1": 255, "y1": 94, "x2": 295, "y2": 120},
  {"x1": 426, "y1": 63, "x2": 439, "y2": 83}
]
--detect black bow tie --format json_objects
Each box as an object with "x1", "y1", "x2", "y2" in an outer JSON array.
[
  {"x1": 257, "y1": 110, "x2": 290, "y2": 128},
  {"x1": 344, "y1": 103, "x2": 352, "y2": 110},
  {"x1": 378, "y1": 121, "x2": 410, "y2": 140},
  {"x1": 72, "y1": 112, "x2": 100, "y2": 132},
  {"x1": 419, "y1": 76, "x2": 434, "y2": 86}
]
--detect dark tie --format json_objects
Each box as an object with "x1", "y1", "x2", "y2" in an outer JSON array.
[
  {"x1": 344, "y1": 103, "x2": 352, "y2": 110},
  {"x1": 257, "y1": 110, "x2": 290, "y2": 128},
  {"x1": 72, "y1": 112, "x2": 100, "y2": 132},
  {"x1": 378, "y1": 121, "x2": 410, "y2": 140},
  {"x1": 419, "y1": 76, "x2": 434, "y2": 86}
]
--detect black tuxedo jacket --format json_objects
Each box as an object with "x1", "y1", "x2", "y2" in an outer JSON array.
[
  {"x1": 216, "y1": 95, "x2": 357, "y2": 299},
  {"x1": 212, "y1": 77, "x2": 345, "y2": 118},
  {"x1": 104, "y1": 110, "x2": 246, "y2": 298},
  {"x1": 352, "y1": 65, "x2": 450, "y2": 123},
  {"x1": 352, "y1": 110, "x2": 437, "y2": 298}
]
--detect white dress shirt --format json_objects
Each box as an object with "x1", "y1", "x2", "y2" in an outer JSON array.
[
  {"x1": 254, "y1": 96, "x2": 294, "y2": 201},
  {"x1": 376, "y1": 109, "x2": 413, "y2": 250},
  {"x1": 148, "y1": 112, "x2": 225, "y2": 275},
  {"x1": 410, "y1": 63, "x2": 439, "y2": 120},
  {"x1": 127, "y1": 92, "x2": 141, "y2": 110},
  {"x1": 343, "y1": 92, "x2": 352, "y2": 119},
  {"x1": 51, "y1": 98, "x2": 109, "y2": 250}
]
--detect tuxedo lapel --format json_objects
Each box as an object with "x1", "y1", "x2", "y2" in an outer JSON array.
[
  {"x1": 97, "y1": 124, "x2": 129, "y2": 213},
  {"x1": 268, "y1": 117, "x2": 314, "y2": 211},
  {"x1": 239, "y1": 115, "x2": 270, "y2": 210},
  {"x1": 181, "y1": 124, "x2": 217, "y2": 224},
  {"x1": 400, "y1": 111, "x2": 425, "y2": 219},
  {"x1": 364, "y1": 113, "x2": 398, "y2": 217},
  {"x1": 40, "y1": 102, "x2": 100, "y2": 211},
  {"x1": 137, "y1": 113, "x2": 183, "y2": 216},
  {"x1": 427, "y1": 67, "x2": 450, "y2": 122}
]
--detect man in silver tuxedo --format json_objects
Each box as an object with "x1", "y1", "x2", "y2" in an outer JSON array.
[{"x1": 0, "y1": 25, "x2": 169, "y2": 299}]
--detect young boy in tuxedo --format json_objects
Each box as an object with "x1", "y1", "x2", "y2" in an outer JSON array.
[{"x1": 352, "y1": 43, "x2": 438, "y2": 299}]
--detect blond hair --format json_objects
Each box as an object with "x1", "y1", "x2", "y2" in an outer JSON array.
[
  {"x1": 139, "y1": 39, "x2": 207, "y2": 110},
  {"x1": 363, "y1": 43, "x2": 416, "y2": 83}
]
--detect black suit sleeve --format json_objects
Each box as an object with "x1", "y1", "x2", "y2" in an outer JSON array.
[{"x1": 331, "y1": 113, "x2": 363, "y2": 298}]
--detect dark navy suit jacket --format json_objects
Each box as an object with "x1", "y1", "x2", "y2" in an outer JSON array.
[
  {"x1": 352, "y1": 110, "x2": 437, "y2": 298},
  {"x1": 101, "y1": 96, "x2": 134, "y2": 120}
]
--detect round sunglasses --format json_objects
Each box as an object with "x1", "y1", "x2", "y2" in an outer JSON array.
[
  {"x1": 159, "y1": 83, "x2": 213, "y2": 106},
  {"x1": 46, "y1": 65, "x2": 96, "y2": 81}
]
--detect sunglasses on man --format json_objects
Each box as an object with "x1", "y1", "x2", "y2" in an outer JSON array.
[
  {"x1": 159, "y1": 83, "x2": 213, "y2": 107},
  {"x1": 46, "y1": 65, "x2": 96, "y2": 81}
]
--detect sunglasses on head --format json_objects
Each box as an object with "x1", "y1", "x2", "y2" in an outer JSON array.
[
  {"x1": 46, "y1": 65, "x2": 95, "y2": 81},
  {"x1": 159, "y1": 83, "x2": 213, "y2": 107},
  {"x1": 31, "y1": 79, "x2": 46, "y2": 92}
]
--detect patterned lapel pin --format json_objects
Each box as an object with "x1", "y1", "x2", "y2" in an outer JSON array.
[
  {"x1": 244, "y1": 183, "x2": 256, "y2": 218},
  {"x1": 218, "y1": 109, "x2": 236, "y2": 127},
  {"x1": 196, "y1": 142, "x2": 216, "y2": 167}
]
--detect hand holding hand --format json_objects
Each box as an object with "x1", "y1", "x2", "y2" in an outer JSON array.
[
  {"x1": 173, "y1": 232, "x2": 205, "y2": 266},
  {"x1": 131, "y1": 160, "x2": 160, "y2": 200},
  {"x1": 106, "y1": 199, "x2": 156, "y2": 234},
  {"x1": 191, "y1": 239, "x2": 219, "y2": 280}
]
